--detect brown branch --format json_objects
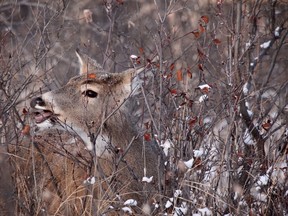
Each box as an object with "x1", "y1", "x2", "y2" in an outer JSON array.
[{"x1": 234, "y1": 0, "x2": 243, "y2": 84}]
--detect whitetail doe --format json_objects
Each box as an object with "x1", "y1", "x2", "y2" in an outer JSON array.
[{"x1": 30, "y1": 52, "x2": 163, "y2": 215}]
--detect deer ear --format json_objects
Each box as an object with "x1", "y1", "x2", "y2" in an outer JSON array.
[
  {"x1": 121, "y1": 67, "x2": 145, "y2": 92},
  {"x1": 75, "y1": 50, "x2": 103, "y2": 74}
]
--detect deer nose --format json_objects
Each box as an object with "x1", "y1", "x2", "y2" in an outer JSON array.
[{"x1": 30, "y1": 97, "x2": 46, "y2": 108}]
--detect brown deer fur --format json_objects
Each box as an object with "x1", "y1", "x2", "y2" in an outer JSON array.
[{"x1": 29, "y1": 52, "x2": 164, "y2": 215}]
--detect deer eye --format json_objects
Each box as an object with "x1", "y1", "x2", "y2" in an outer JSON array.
[{"x1": 82, "y1": 90, "x2": 98, "y2": 98}]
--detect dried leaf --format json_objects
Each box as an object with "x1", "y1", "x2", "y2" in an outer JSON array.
[
  {"x1": 193, "y1": 158, "x2": 202, "y2": 169},
  {"x1": 179, "y1": 101, "x2": 186, "y2": 107},
  {"x1": 169, "y1": 89, "x2": 177, "y2": 95},
  {"x1": 237, "y1": 151, "x2": 244, "y2": 158},
  {"x1": 202, "y1": 87, "x2": 210, "y2": 94},
  {"x1": 87, "y1": 73, "x2": 96, "y2": 79},
  {"x1": 22, "y1": 108, "x2": 28, "y2": 115},
  {"x1": 188, "y1": 117, "x2": 198, "y2": 128},
  {"x1": 213, "y1": 38, "x2": 221, "y2": 44},
  {"x1": 201, "y1": 15, "x2": 209, "y2": 24},
  {"x1": 187, "y1": 100, "x2": 194, "y2": 108},
  {"x1": 144, "y1": 133, "x2": 151, "y2": 141},
  {"x1": 144, "y1": 122, "x2": 150, "y2": 130},
  {"x1": 197, "y1": 49, "x2": 205, "y2": 60},
  {"x1": 83, "y1": 9, "x2": 93, "y2": 23},
  {"x1": 192, "y1": 31, "x2": 201, "y2": 38},
  {"x1": 169, "y1": 63, "x2": 175, "y2": 71},
  {"x1": 136, "y1": 57, "x2": 141, "y2": 64},
  {"x1": 180, "y1": 92, "x2": 187, "y2": 98},
  {"x1": 262, "y1": 120, "x2": 271, "y2": 131},
  {"x1": 21, "y1": 125, "x2": 30, "y2": 135},
  {"x1": 198, "y1": 64, "x2": 204, "y2": 71},
  {"x1": 176, "y1": 69, "x2": 183, "y2": 81},
  {"x1": 186, "y1": 67, "x2": 192, "y2": 79},
  {"x1": 199, "y1": 24, "x2": 205, "y2": 33},
  {"x1": 198, "y1": 117, "x2": 203, "y2": 126},
  {"x1": 116, "y1": 0, "x2": 124, "y2": 4},
  {"x1": 139, "y1": 47, "x2": 144, "y2": 54},
  {"x1": 198, "y1": 84, "x2": 211, "y2": 92}
]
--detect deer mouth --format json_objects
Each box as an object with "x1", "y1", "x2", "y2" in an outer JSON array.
[{"x1": 33, "y1": 110, "x2": 56, "y2": 124}]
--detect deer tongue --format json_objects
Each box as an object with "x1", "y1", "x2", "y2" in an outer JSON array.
[{"x1": 34, "y1": 110, "x2": 53, "y2": 123}]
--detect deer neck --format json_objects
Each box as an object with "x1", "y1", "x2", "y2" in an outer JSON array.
[
  {"x1": 84, "y1": 109, "x2": 140, "y2": 158},
  {"x1": 104, "y1": 110, "x2": 139, "y2": 147}
]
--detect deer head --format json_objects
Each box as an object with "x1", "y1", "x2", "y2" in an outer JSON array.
[{"x1": 30, "y1": 52, "x2": 142, "y2": 153}]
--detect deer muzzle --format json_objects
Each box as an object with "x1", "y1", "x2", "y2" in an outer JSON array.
[{"x1": 30, "y1": 97, "x2": 55, "y2": 124}]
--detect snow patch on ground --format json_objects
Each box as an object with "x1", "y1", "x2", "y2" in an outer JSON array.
[
  {"x1": 142, "y1": 176, "x2": 153, "y2": 183},
  {"x1": 183, "y1": 158, "x2": 194, "y2": 168},
  {"x1": 83, "y1": 176, "x2": 96, "y2": 185},
  {"x1": 260, "y1": 40, "x2": 271, "y2": 49},
  {"x1": 124, "y1": 199, "x2": 138, "y2": 206},
  {"x1": 243, "y1": 129, "x2": 254, "y2": 145},
  {"x1": 274, "y1": 26, "x2": 280, "y2": 37},
  {"x1": 199, "y1": 94, "x2": 208, "y2": 103},
  {"x1": 161, "y1": 139, "x2": 173, "y2": 156}
]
